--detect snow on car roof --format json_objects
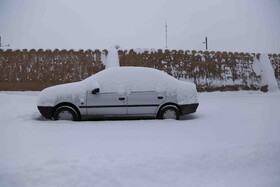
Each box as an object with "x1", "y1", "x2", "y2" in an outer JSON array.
[
  {"x1": 86, "y1": 66, "x2": 180, "y2": 93},
  {"x1": 92, "y1": 66, "x2": 176, "y2": 81}
]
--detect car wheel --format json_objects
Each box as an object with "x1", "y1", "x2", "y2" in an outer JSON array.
[
  {"x1": 158, "y1": 106, "x2": 180, "y2": 120},
  {"x1": 53, "y1": 106, "x2": 79, "y2": 121}
]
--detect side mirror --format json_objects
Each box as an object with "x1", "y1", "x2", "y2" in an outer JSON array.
[{"x1": 92, "y1": 88, "x2": 100, "y2": 94}]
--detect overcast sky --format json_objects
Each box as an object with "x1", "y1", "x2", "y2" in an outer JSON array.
[{"x1": 0, "y1": 0, "x2": 280, "y2": 53}]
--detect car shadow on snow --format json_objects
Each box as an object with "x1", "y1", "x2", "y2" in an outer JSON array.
[
  {"x1": 180, "y1": 114, "x2": 198, "y2": 121},
  {"x1": 74, "y1": 114, "x2": 198, "y2": 122},
  {"x1": 34, "y1": 115, "x2": 49, "y2": 121},
  {"x1": 32, "y1": 114, "x2": 198, "y2": 122}
]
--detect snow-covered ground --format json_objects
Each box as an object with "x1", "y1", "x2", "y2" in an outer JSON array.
[{"x1": 0, "y1": 91, "x2": 280, "y2": 187}]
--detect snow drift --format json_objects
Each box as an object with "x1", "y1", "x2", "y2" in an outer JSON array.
[{"x1": 1, "y1": 91, "x2": 280, "y2": 187}]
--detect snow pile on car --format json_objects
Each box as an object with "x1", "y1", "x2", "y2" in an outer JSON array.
[{"x1": 38, "y1": 67, "x2": 198, "y2": 106}]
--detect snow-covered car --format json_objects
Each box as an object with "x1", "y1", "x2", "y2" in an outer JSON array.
[{"x1": 37, "y1": 67, "x2": 199, "y2": 121}]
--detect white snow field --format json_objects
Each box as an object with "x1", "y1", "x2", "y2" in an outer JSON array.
[{"x1": 0, "y1": 91, "x2": 280, "y2": 187}]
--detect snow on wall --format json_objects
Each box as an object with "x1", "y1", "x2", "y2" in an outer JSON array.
[
  {"x1": 118, "y1": 50, "x2": 264, "y2": 91},
  {"x1": 269, "y1": 54, "x2": 280, "y2": 89},
  {"x1": 104, "y1": 46, "x2": 120, "y2": 69},
  {"x1": 258, "y1": 54, "x2": 279, "y2": 91},
  {"x1": 0, "y1": 49, "x2": 279, "y2": 91}
]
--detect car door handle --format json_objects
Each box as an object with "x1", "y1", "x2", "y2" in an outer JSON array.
[
  {"x1": 157, "y1": 96, "x2": 163, "y2": 99},
  {"x1": 119, "y1": 98, "x2": 125, "y2": 101}
]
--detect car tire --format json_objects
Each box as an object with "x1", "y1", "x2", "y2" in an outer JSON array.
[
  {"x1": 53, "y1": 106, "x2": 79, "y2": 121},
  {"x1": 158, "y1": 105, "x2": 180, "y2": 120}
]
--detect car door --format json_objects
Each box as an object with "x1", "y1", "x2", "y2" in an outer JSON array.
[
  {"x1": 86, "y1": 90, "x2": 127, "y2": 116},
  {"x1": 127, "y1": 91, "x2": 166, "y2": 116}
]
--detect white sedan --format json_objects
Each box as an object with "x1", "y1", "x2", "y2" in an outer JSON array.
[{"x1": 37, "y1": 67, "x2": 199, "y2": 121}]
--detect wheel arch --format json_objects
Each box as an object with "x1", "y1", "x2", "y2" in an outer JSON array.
[
  {"x1": 157, "y1": 102, "x2": 181, "y2": 118},
  {"x1": 52, "y1": 102, "x2": 81, "y2": 120}
]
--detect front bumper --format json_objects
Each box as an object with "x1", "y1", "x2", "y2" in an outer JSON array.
[
  {"x1": 179, "y1": 103, "x2": 199, "y2": 115},
  {"x1": 37, "y1": 106, "x2": 54, "y2": 119}
]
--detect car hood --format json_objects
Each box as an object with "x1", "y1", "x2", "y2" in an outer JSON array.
[
  {"x1": 37, "y1": 80, "x2": 99, "y2": 106},
  {"x1": 37, "y1": 82, "x2": 81, "y2": 106}
]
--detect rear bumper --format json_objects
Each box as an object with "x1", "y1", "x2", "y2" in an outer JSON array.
[
  {"x1": 179, "y1": 103, "x2": 199, "y2": 115},
  {"x1": 37, "y1": 106, "x2": 54, "y2": 119}
]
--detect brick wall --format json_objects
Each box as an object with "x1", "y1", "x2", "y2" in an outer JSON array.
[{"x1": 0, "y1": 49, "x2": 279, "y2": 91}]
